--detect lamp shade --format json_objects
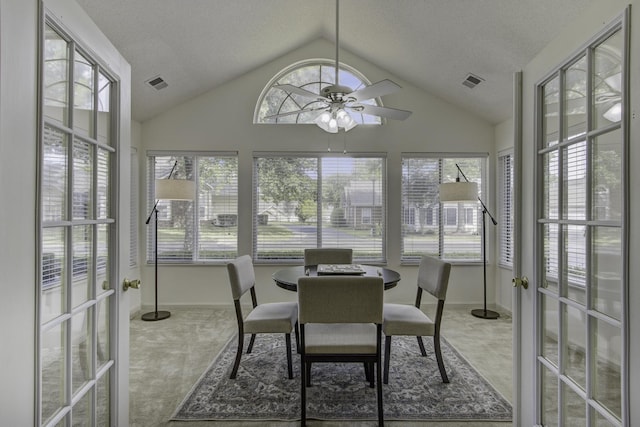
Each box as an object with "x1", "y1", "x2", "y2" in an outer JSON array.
[
  {"x1": 439, "y1": 181, "x2": 478, "y2": 202},
  {"x1": 155, "y1": 179, "x2": 195, "y2": 200}
]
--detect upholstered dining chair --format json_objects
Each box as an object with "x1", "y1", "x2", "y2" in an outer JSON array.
[
  {"x1": 382, "y1": 255, "x2": 451, "y2": 384},
  {"x1": 226, "y1": 255, "x2": 298, "y2": 379},
  {"x1": 303, "y1": 248, "x2": 353, "y2": 266},
  {"x1": 298, "y1": 275, "x2": 385, "y2": 426}
]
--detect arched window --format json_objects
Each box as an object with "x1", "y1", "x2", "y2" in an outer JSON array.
[{"x1": 254, "y1": 59, "x2": 382, "y2": 126}]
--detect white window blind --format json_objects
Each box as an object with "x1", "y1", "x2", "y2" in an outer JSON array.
[
  {"x1": 563, "y1": 140, "x2": 587, "y2": 286},
  {"x1": 130, "y1": 148, "x2": 138, "y2": 267},
  {"x1": 498, "y1": 152, "x2": 513, "y2": 267},
  {"x1": 146, "y1": 152, "x2": 238, "y2": 263},
  {"x1": 253, "y1": 153, "x2": 386, "y2": 263},
  {"x1": 401, "y1": 155, "x2": 485, "y2": 263}
]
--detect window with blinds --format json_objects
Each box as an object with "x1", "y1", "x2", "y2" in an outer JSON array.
[
  {"x1": 146, "y1": 152, "x2": 238, "y2": 263},
  {"x1": 130, "y1": 148, "x2": 138, "y2": 267},
  {"x1": 401, "y1": 155, "x2": 485, "y2": 263},
  {"x1": 253, "y1": 153, "x2": 386, "y2": 263},
  {"x1": 498, "y1": 152, "x2": 513, "y2": 267}
]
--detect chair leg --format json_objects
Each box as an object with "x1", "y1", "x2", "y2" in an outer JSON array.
[
  {"x1": 230, "y1": 334, "x2": 244, "y2": 379},
  {"x1": 300, "y1": 358, "x2": 307, "y2": 426},
  {"x1": 285, "y1": 333, "x2": 293, "y2": 379},
  {"x1": 376, "y1": 357, "x2": 384, "y2": 427},
  {"x1": 383, "y1": 335, "x2": 392, "y2": 384},
  {"x1": 417, "y1": 336, "x2": 427, "y2": 356},
  {"x1": 247, "y1": 334, "x2": 257, "y2": 353},
  {"x1": 306, "y1": 362, "x2": 312, "y2": 387},
  {"x1": 369, "y1": 363, "x2": 375, "y2": 388},
  {"x1": 363, "y1": 363, "x2": 374, "y2": 387},
  {"x1": 434, "y1": 335, "x2": 449, "y2": 383},
  {"x1": 294, "y1": 322, "x2": 300, "y2": 354}
]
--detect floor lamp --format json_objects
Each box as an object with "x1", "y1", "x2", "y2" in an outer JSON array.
[
  {"x1": 439, "y1": 163, "x2": 499, "y2": 320},
  {"x1": 142, "y1": 161, "x2": 196, "y2": 321}
]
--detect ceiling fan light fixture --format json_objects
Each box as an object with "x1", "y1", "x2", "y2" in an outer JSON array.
[
  {"x1": 315, "y1": 109, "x2": 357, "y2": 133},
  {"x1": 315, "y1": 111, "x2": 338, "y2": 133},
  {"x1": 336, "y1": 109, "x2": 357, "y2": 131}
]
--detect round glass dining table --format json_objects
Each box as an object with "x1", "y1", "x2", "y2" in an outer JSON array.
[{"x1": 272, "y1": 265, "x2": 401, "y2": 292}]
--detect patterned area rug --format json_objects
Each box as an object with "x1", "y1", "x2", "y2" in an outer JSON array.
[{"x1": 172, "y1": 333, "x2": 512, "y2": 422}]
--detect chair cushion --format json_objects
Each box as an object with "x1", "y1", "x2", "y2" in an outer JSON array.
[
  {"x1": 383, "y1": 303, "x2": 435, "y2": 337},
  {"x1": 304, "y1": 323, "x2": 377, "y2": 354},
  {"x1": 244, "y1": 302, "x2": 297, "y2": 334}
]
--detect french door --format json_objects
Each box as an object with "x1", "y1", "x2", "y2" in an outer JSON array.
[
  {"x1": 38, "y1": 6, "x2": 131, "y2": 426},
  {"x1": 532, "y1": 12, "x2": 628, "y2": 426}
]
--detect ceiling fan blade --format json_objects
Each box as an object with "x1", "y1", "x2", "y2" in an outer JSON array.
[
  {"x1": 264, "y1": 106, "x2": 327, "y2": 120},
  {"x1": 346, "y1": 79, "x2": 402, "y2": 102},
  {"x1": 355, "y1": 104, "x2": 413, "y2": 121},
  {"x1": 273, "y1": 84, "x2": 325, "y2": 101}
]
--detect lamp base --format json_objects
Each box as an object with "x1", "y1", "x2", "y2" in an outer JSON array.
[
  {"x1": 471, "y1": 308, "x2": 500, "y2": 319},
  {"x1": 141, "y1": 310, "x2": 171, "y2": 321}
]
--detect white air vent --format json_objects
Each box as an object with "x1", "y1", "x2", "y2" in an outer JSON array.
[
  {"x1": 145, "y1": 75, "x2": 168, "y2": 90},
  {"x1": 462, "y1": 73, "x2": 484, "y2": 89}
]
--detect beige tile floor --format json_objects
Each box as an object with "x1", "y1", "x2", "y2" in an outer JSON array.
[{"x1": 129, "y1": 305, "x2": 513, "y2": 426}]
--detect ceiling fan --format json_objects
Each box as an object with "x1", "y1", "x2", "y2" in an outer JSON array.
[{"x1": 266, "y1": 0, "x2": 412, "y2": 133}]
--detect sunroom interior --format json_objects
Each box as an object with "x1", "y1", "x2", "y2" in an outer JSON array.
[{"x1": 3, "y1": 0, "x2": 637, "y2": 425}]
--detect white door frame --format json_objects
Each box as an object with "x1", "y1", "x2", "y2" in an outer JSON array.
[{"x1": 511, "y1": 70, "x2": 524, "y2": 425}]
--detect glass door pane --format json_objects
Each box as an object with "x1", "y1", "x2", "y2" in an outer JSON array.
[
  {"x1": 593, "y1": 31, "x2": 623, "y2": 129},
  {"x1": 73, "y1": 51, "x2": 94, "y2": 137},
  {"x1": 564, "y1": 56, "x2": 587, "y2": 140},
  {"x1": 43, "y1": 27, "x2": 69, "y2": 126}
]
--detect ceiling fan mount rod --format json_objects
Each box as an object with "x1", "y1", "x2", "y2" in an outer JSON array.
[
  {"x1": 266, "y1": 0, "x2": 411, "y2": 127},
  {"x1": 334, "y1": 0, "x2": 340, "y2": 85}
]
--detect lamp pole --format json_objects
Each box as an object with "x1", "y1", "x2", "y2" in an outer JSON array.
[
  {"x1": 141, "y1": 161, "x2": 178, "y2": 321},
  {"x1": 453, "y1": 164, "x2": 499, "y2": 319}
]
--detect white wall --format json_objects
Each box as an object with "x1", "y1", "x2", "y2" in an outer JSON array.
[
  {"x1": 139, "y1": 38, "x2": 497, "y2": 310},
  {"x1": 0, "y1": 0, "x2": 38, "y2": 424}
]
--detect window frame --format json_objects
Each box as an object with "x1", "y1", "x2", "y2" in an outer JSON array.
[
  {"x1": 252, "y1": 151, "x2": 387, "y2": 264},
  {"x1": 253, "y1": 59, "x2": 382, "y2": 126},
  {"x1": 146, "y1": 151, "x2": 239, "y2": 264},
  {"x1": 400, "y1": 153, "x2": 488, "y2": 264}
]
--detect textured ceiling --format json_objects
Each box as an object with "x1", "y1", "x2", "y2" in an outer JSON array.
[{"x1": 76, "y1": 0, "x2": 596, "y2": 124}]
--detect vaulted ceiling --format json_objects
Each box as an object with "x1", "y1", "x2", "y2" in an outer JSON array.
[{"x1": 76, "y1": 0, "x2": 596, "y2": 124}]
